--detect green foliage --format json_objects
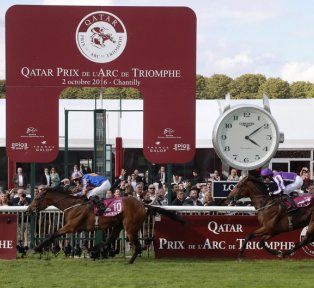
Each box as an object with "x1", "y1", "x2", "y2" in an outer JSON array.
[
  {"x1": 1, "y1": 257, "x2": 314, "y2": 288},
  {"x1": 196, "y1": 75, "x2": 206, "y2": 99},
  {"x1": 290, "y1": 81, "x2": 314, "y2": 98},
  {"x1": 0, "y1": 80, "x2": 5, "y2": 98},
  {"x1": 203, "y1": 74, "x2": 233, "y2": 99},
  {"x1": 2, "y1": 75, "x2": 314, "y2": 100},
  {"x1": 229, "y1": 74, "x2": 266, "y2": 99},
  {"x1": 59, "y1": 86, "x2": 142, "y2": 99},
  {"x1": 258, "y1": 77, "x2": 291, "y2": 99}
]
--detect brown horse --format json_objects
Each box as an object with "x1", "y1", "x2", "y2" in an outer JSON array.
[
  {"x1": 227, "y1": 175, "x2": 314, "y2": 258},
  {"x1": 25, "y1": 186, "x2": 184, "y2": 263}
]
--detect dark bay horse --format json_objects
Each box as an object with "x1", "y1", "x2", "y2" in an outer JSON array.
[
  {"x1": 227, "y1": 175, "x2": 314, "y2": 258},
  {"x1": 26, "y1": 186, "x2": 184, "y2": 264}
]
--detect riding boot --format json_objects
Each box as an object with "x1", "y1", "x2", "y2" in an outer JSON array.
[
  {"x1": 286, "y1": 196, "x2": 298, "y2": 213},
  {"x1": 91, "y1": 195, "x2": 107, "y2": 216}
]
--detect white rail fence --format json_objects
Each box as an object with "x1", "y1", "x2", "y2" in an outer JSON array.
[{"x1": 0, "y1": 206, "x2": 256, "y2": 256}]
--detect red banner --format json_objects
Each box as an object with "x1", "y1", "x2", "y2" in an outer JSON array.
[
  {"x1": 154, "y1": 215, "x2": 314, "y2": 259},
  {"x1": 6, "y1": 6, "x2": 196, "y2": 163},
  {"x1": 0, "y1": 214, "x2": 17, "y2": 260}
]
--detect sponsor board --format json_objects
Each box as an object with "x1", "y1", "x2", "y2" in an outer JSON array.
[
  {"x1": 154, "y1": 215, "x2": 314, "y2": 259},
  {"x1": 0, "y1": 214, "x2": 17, "y2": 260}
]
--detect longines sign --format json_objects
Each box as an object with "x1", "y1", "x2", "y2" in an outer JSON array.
[{"x1": 6, "y1": 6, "x2": 196, "y2": 163}]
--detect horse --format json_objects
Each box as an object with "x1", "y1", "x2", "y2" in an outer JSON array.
[
  {"x1": 227, "y1": 175, "x2": 314, "y2": 258},
  {"x1": 25, "y1": 186, "x2": 184, "y2": 264}
]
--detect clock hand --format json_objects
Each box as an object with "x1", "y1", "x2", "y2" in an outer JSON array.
[
  {"x1": 248, "y1": 125, "x2": 264, "y2": 137},
  {"x1": 245, "y1": 136, "x2": 261, "y2": 147}
]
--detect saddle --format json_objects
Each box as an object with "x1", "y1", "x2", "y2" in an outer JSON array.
[
  {"x1": 92, "y1": 197, "x2": 123, "y2": 217},
  {"x1": 281, "y1": 193, "x2": 313, "y2": 213}
]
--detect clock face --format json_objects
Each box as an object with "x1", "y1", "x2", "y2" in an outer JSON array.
[{"x1": 212, "y1": 105, "x2": 280, "y2": 170}]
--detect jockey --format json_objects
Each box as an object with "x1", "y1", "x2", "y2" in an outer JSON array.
[
  {"x1": 72, "y1": 172, "x2": 111, "y2": 215},
  {"x1": 260, "y1": 168, "x2": 303, "y2": 211}
]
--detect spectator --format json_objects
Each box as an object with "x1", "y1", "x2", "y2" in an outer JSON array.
[
  {"x1": 183, "y1": 188, "x2": 203, "y2": 206},
  {"x1": 154, "y1": 166, "x2": 167, "y2": 185},
  {"x1": 130, "y1": 173, "x2": 138, "y2": 191},
  {"x1": 228, "y1": 169, "x2": 239, "y2": 181},
  {"x1": 152, "y1": 188, "x2": 168, "y2": 206},
  {"x1": 106, "y1": 190, "x2": 113, "y2": 199},
  {"x1": 113, "y1": 188, "x2": 121, "y2": 197},
  {"x1": 182, "y1": 179, "x2": 192, "y2": 197},
  {"x1": 190, "y1": 169, "x2": 203, "y2": 186},
  {"x1": 203, "y1": 191, "x2": 214, "y2": 206},
  {"x1": 172, "y1": 189, "x2": 186, "y2": 206},
  {"x1": 212, "y1": 170, "x2": 221, "y2": 181},
  {"x1": 41, "y1": 167, "x2": 52, "y2": 186},
  {"x1": 71, "y1": 164, "x2": 80, "y2": 179},
  {"x1": 147, "y1": 185, "x2": 157, "y2": 202},
  {"x1": 13, "y1": 167, "x2": 28, "y2": 189},
  {"x1": 0, "y1": 192, "x2": 10, "y2": 206},
  {"x1": 133, "y1": 169, "x2": 143, "y2": 183},
  {"x1": 172, "y1": 172, "x2": 182, "y2": 185},
  {"x1": 134, "y1": 183, "x2": 144, "y2": 200},
  {"x1": 301, "y1": 170, "x2": 311, "y2": 193},
  {"x1": 50, "y1": 167, "x2": 61, "y2": 187},
  {"x1": 13, "y1": 188, "x2": 30, "y2": 206},
  {"x1": 198, "y1": 184, "x2": 207, "y2": 204},
  {"x1": 142, "y1": 190, "x2": 152, "y2": 204}
]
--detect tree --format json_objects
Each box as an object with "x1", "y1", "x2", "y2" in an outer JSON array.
[
  {"x1": 204, "y1": 74, "x2": 233, "y2": 99},
  {"x1": 290, "y1": 81, "x2": 314, "y2": 98},
  {"x1": 196, "y1": 75, "x2": 206, "y2": 99},
  {"x1": 258, "y1": 77, "x2": 291, "y2": 99},
  {"x1": 228, "y1": 74, "x2": 266, "y2": 99},
  {"x1": 0, "y1": 80, "x2": 5, "y2": 98}
]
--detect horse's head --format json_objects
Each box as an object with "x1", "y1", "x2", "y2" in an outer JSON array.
[
  {"x1": 227, "y1": 175, "x2": 268, "y2": 206},
  {"x1": 226, "y1": 177, "x2": 249, "y2": 205},
  {"x1": 25, "y1": 186, "x2": 64, "y2": 215}
]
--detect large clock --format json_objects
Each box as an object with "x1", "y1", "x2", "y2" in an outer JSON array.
[{"x1": 212, "y1": 99, "x2": 283, "y2": 170}]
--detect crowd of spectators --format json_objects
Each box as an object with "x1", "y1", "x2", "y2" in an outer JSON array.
[{"x1": 2, "y1": 165, "x2": 314, "y2": 209}]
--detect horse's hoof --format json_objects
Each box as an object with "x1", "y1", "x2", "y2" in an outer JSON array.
[{"x1": 277, "y1": 251, "x2": 284, "y2": 258}]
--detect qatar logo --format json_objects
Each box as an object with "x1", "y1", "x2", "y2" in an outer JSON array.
[
  {"x1": 300, "y1": 226, "x2": 314, "y2": 256},
  {"x1": 76, "y1": 11, "x2": 127, "y2": 63}
]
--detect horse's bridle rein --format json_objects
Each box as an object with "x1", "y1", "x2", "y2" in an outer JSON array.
[{"x1": 33, "y1": 189, "x2": 72, "y2": 214}]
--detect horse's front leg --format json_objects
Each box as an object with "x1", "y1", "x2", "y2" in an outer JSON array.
[
  {"x1": 34, "y1": 224, "x2": 75, "y2": 253},
  {"x1": 34, "y1": 232, "x2": 58, "y2": 253},
  {"x1": 239, "y1": 232, "x2": 256, "y2": 259},
  {"x1": 259, "y1": 238, "x2": 282, "y2": 256}
]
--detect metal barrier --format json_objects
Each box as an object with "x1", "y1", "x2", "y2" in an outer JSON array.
[{"x1": 0, "y1": 205, "x2": 256, "y2": 257}]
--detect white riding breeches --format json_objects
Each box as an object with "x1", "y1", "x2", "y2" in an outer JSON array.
[
  {"x1": 86, "y1": 179, "x2": 111, "y2": 199},
  {"x1": 283, "y1": 175, "x2": 303, "y2": 194}
]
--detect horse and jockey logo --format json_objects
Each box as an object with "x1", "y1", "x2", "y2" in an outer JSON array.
[{"x1": 76, "y1": 11, "x2": 127, "y2": 63}]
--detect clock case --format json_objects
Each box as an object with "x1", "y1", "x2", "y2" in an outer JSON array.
[{"x1": 212, "y1": 94, "x2": 284, "y2": 176}]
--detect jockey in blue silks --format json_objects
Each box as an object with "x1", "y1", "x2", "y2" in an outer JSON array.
[{"x1": 72, "y1": 172, "x2": 111, "y2": 215}]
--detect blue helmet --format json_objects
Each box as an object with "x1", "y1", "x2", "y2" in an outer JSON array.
[{"x1": 260, "y1": 168, "x2": 273, "y2": 177}]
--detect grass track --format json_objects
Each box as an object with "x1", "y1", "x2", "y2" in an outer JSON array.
[{"x1": 2, "y1": 253, "x2": 314, "y2": 288}]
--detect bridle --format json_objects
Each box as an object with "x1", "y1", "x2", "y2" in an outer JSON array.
[{"x1": 32, "y1": 188, "x2": 72, "y2": 213}]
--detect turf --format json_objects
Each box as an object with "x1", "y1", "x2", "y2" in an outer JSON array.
[{"x1": 1, "y1": 253, "x2": 314, "y2": 288}]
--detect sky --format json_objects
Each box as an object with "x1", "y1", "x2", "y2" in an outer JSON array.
[{"x1": 1, "y1": 0, "x2": 314, "y2": 82}]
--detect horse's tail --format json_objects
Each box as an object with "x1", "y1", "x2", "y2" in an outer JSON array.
[{"x1": 144, "y1": 204, "x2": 186, "y2": 225}]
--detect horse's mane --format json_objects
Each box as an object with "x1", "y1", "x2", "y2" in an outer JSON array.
[
  {"x1": 245, "y1": 175, "x2": 269, "y2": 194},
  {"x1": 42, "y1": 185, "x2": 80, "y2": 199}
]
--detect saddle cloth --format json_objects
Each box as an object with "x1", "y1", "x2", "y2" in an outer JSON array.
[
  {"x1": 283, "y1": 193, "x2": 313, "y2": 209},
  {"x1": 93, "y1": 197, "x2": 123, "y2": 217}
]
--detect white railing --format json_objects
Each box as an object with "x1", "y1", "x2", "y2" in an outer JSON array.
[{"x1": 0, "y1": 205, "x2": 256, "y2": 255}]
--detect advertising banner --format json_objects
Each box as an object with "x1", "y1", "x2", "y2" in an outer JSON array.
[
  {"x1": 0, "y1": 214, "x2": 17, "y2": 260},
  {"x1": 6, "y1": 6, "x2": 196, "y2": 163},
  {"x1": 154, "y1": 215, "x2": 314, "y2": 259}
]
